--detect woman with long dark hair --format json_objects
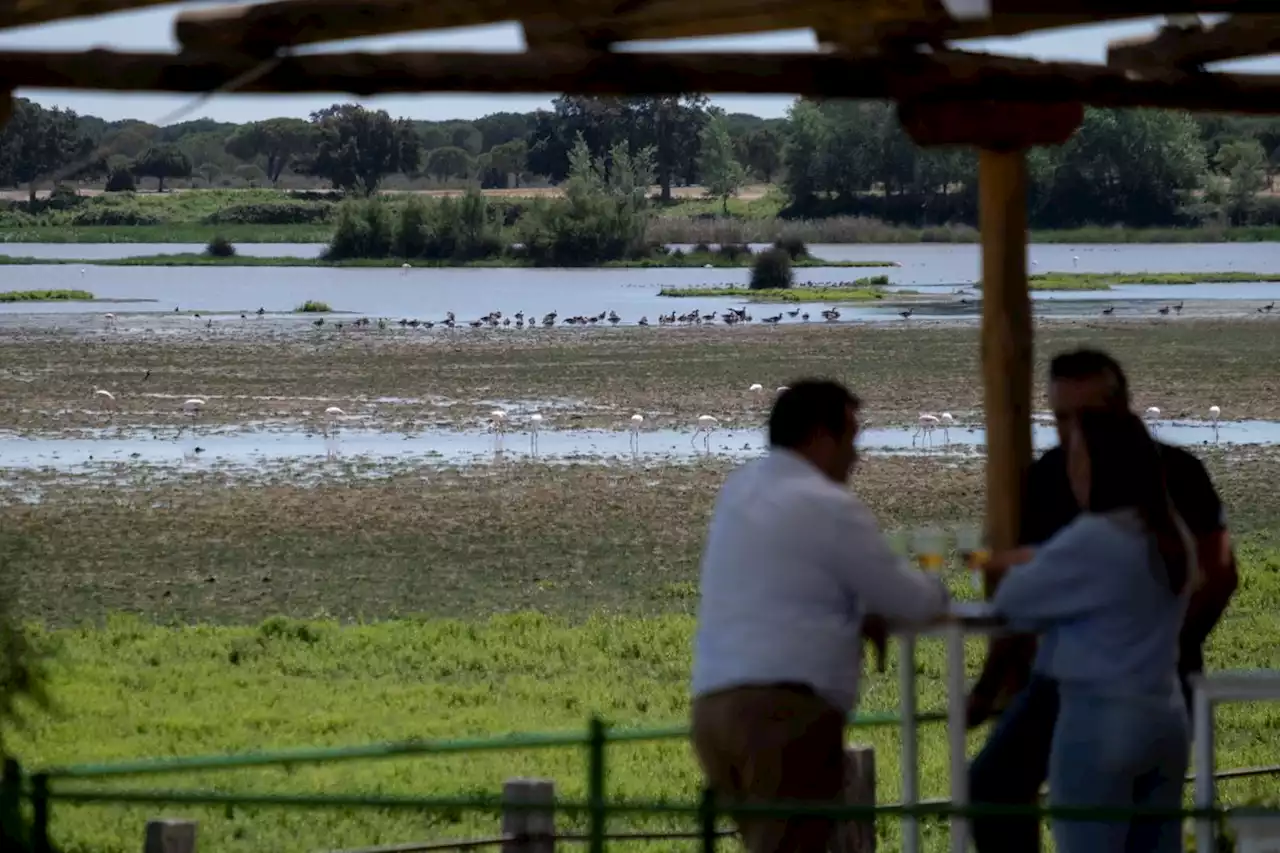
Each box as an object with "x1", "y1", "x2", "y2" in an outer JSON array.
[{"x1": 987, "y1": 409, "x2": 1194, "y2": 853}]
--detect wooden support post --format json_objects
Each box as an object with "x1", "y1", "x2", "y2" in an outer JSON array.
[
  {"x1": 898, "y1": 98, "x2": 1080, "y2": 557},
  {"x1": 143, "y1": 818, "x2": 197, "y2": 853},
  {"x1": 830, "y1": 745, "x2": 876, "y2": 853},
  {"x1": 501, "y1": 778, "x2": 556, "y2": 853},
  {"x1": 978, "y1": 148, "x2": 1033, "y2": 555}
]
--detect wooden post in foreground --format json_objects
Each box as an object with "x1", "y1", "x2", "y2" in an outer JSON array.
[
  {"x1": 830, "y1": 745, "x2": 876, "y2": 853},
  {"x1": 502, "y1": 778, "x2": 556, "y2": 853},
  {"x1": 144, "y1": 818, "x2": 197, "y2": 853},
  {"x1": 977, "y1": 148, "x2": 1033, "y2": 554},
  {"x1": 898, "y1": 98, "x2": 1083, "y2": 555}
]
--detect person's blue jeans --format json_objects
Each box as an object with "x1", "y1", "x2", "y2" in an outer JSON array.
[
  {"x1": 1049, "y1": 686, "x2": 1189, "y2": 853},
  {"x1": 970, "y1": 675, "x2": 1059, "y2": 853},
  {"x1": 970, "y1": 673, "x2": 1197, "y2": 853}
]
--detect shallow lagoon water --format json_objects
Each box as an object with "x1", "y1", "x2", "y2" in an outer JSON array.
[
  {"x1": 1, "y1": 419, "x2": 1274, "y2": 475},
  {"x1": 2, "y1": 242, "x2": 1279, "y2": 327}
]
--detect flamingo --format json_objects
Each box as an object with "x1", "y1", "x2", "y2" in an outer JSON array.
[
  {"x1": 323, "y1": 406, "x2": 344, "y2": 436},
  {"x1": 749, "y1": 383, "x2": 763, "y2": 393},
  {"x1": 776, "y1": 386, "x2": 789, "y2": 395},
  {"x1": 179, "y1": 398, "x2": 205, "y2": 437},
  {"x1": 93, "y1": 388, "x2": 116, "y2": 413},
  {"x1": 401, "y1": 263, "x2": 411, "y2": 275},
  {"x1": 529, "y1": 413, "x2": 543, "y2": 454},
  {"x1": 630, "y1": 413, "x2": 644, "y2": 453},
  {"x1": 1209, "y1": 405, "x2": 1221, "y2": 425},
  {"x1": 939, "y1": 412, "x2": 955, "y2": 443},
  {"x1": 913, "y1": 414, "x2": 941, "y2": 449},
  {"x1": 103, "y1": 312, "x2": 117, "y2": 330},
  {"x1": 1145, "y1": 406, "x2": 1161, "y2": 434},
  {"x1": 486, "y1": 409, "x2": 507, "y2": 452},
  {"x1": 693, "y1": 415, "x2": 719, "y2": 450}
]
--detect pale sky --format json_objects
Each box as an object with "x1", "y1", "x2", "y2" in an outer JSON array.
[{"x1": 2, "y1": 4, "x2": 1278, "y2": 126}]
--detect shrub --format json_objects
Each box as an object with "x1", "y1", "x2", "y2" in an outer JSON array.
[
  {"x1": 749, "y1": 248, "x2": 793, "y2": 290},
  {"x1": 323, "y1": 199, "x2": 394, "y2": 261},
  {"x1": 773, "y1": 236, "x2": 810, "y2": 260},
  {"x1": 205, "y1": 236, "x2": 236, "y2": 258},
  {"x1": 46, "y1": 185, "x2": 84, "y2": 211},
  {"x1": 69, "y1": 206, "x2": 159, "y2": 226},
  {"x1": 104, "y1": 168, "x2": 136, "y2": 193},
  {"x1": 296, "y1": 300, "x2": 331, "y2": 313},
  {"x1": 204, "y1": 202, "x2": 333, "y2": 226}
]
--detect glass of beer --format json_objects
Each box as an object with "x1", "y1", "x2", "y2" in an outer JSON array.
[
  {"x1": 911, "y1": 526, "x2": 947, "y2": 573},
  {"x1": 955, "y1": 524, "x2": 991, "y2": 592}
]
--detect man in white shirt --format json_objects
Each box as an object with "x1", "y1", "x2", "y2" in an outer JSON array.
[{"x1": 691, "y1": 380, "x2": 950, "y2": 853}]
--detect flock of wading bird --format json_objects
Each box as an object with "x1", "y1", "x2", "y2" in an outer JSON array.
[
  {"x1": 84, "y1": 379, "x2": 1229, "y2": 457},
  {"x1": 95, "y1": 296, "x2": 1280, "y2": 335}
]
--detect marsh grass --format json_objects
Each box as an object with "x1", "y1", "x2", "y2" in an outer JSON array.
[
  {"x1": 0, "y1": 289, "x2": 93, "y2": 302},
  {"x1": 3, "y1": 321, "x2": 1280, "y2": 435},
  {"x1": 659, "y1": 286, "x2": 891, "y2": 302},
  {"x1": 1027, "y1": 272, "x2": 1280, "y2": 291},
  {"x1": 6, "y1": 188, "x2": 1280, "y2": 245},
  {"x1": 0, "y1": 251, "x2": 890, "y2": 270}
]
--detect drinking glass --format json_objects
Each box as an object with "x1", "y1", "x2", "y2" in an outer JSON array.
[
  {"x1": 911, "y1": 526, "x2": 947, "y2": 573},
  {"x1": 955, "y1": 524, "x2": 991, "y2": 592}
]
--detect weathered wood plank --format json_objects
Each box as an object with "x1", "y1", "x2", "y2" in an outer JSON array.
[
  {"x1": 1108, "y1": 15, "x2": 1280, "y2": 71},
  {"x1": 0, "y1": 0, "x2": 220, "y2": 32},
  {"x1": 899, "y1": 99, "x2": 1083, "y2": 151},
  {"x1": 977, "y1": 148, "x2": 1033, "y2": 556},
  {"x1": 1, "y1": 48, "x2": 1280, "y2": 115}
]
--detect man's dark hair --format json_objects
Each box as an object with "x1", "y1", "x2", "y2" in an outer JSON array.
[
  {"x1": 1049, "y1": 348, "x2": 1130, "y2": 405},
  {"x1": 768, "y1": 380, "x2": 860, "y2": 449}
]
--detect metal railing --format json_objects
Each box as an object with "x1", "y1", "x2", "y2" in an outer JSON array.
[{"x1": 6, "y1": 707, "x2": 1280, "y2": 853}]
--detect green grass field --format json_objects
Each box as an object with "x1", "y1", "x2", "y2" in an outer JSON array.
[{"x1": 3, "y1": 319, "x2": 1280, "y2": 851}]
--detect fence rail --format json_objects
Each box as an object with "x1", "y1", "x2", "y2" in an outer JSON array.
[
  {"x1": 7, "y1": 709, "x2": 1280, "y2": 853},
  {"x1": 34, "y1": 711, "x2": 943, "y2": 781}
]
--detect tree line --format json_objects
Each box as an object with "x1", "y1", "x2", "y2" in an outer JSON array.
[{"x1": 4, "y1": 94, "x2": 1280, "y2": 228}]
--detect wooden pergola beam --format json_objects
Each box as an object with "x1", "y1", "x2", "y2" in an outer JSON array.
[
  {"x1": 978, "y1": 0, "x2": 1278, "y2": 10},
  {"x1": 1108, "y1": 15, "x2": 1280, "y2": 71},
  {"x1": 172, "y1": 0, "x2": 870, "y2": 55},
  {"x1": 170, "y1": 0, "x2": 1279, "y2": 57},
  {"x1": 5, "y1": 48, "x2": 1280, "y2": 115},
  {"x1": 0, "y1": 0, "x2": 221, "y2": 32}
]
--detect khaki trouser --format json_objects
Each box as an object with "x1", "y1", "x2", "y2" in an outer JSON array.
[{"x1": 691, "y1": 684, "x2": 846, "y2": 853}]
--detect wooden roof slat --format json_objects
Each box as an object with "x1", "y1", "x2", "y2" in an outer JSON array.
[
  {"x1": 980, "y1": 0, "x2": 1279, "y2": 10},
  {"x1": 174, "y1": 0, "x2": 543, "y2": 55},
  {"x1": 0, "y1": 0, "x2": 219, "y2": 33},
  {"x1": 4, "y1": 47, "x2": 1280, "y2": 115},
  {"x1": 1107, "y1": 14, "x2": 1280, "y2": 71},
  {"x1": 173, "y1": 0, "x2": 943, "y2": 54},
  {"x1": 172, "y1": 0, "x2": 1270, "y2": 56}
]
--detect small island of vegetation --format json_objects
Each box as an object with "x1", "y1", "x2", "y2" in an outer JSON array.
[{"x1": 0, "y1": 288, "x2": 94, "y2": 302}]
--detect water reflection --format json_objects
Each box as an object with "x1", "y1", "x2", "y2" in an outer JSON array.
[
  {"x1": 1, "y1": 418, "x2": 1277, "y2": 474},
  {"x1": 4, "y1": 243, "x2": 1280, "y2": 326}
]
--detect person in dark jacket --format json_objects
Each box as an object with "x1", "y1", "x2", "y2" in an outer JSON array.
[{"x1": 967, "y1": 349, "x2": 1238, "y2": 853}]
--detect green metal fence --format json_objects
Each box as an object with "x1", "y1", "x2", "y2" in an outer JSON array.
[{"x1": 6, "y1": 710, "x2": 1279, "y2": 853}]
